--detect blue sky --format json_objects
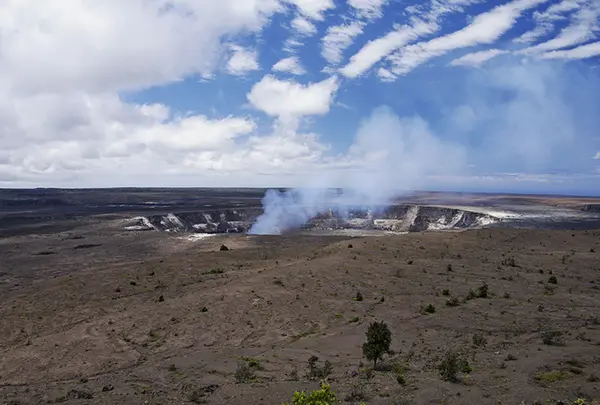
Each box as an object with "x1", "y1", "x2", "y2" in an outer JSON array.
[{"x1": 1, "y1": 0, "x2": 599, "y2": 195}]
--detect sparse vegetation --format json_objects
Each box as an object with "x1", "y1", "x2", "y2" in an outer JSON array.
[
  {"x1": 234, "y1": 361, "x2": 256, "y2": 383},
  {"x1": 219, "y1": 244, "x2": 229, "y2": 251},
  {"x1": 445, "y1": 297, "x2": 460, "y2": 307},
  {"x1": 438, "y1": 351, "x2": 472, "y2": 383},
  {"x1": 534, "y1": 369, "x2": 572, "y2": 384},
  {"x1": 202, "y1": 268, "x2": 223, "y2": 275},
  {"x1": 307, "y1": 356, "x2": 333, "y2": 380},
  {"x1": 441, "y1": 288, "x2": 450, "y2": 296},
  {"x1": 421, "y1": 304, "x2": 436, "y2": 314},
  {"x1": 282, "y1": 382, "x2": 355, "y2": 405},
  {"x1": 362, "y1": 321, "x2": 392, "y2": 369},
  {"x1": 548, "y1": 276, "x2": 558, "y2": 284},
  {"x1": 355, "y1": 291, "x2": 364, "y2": 301},
  {"x1": 472, "y1": 333, "x2": 487, "y2": 347},
  {"x1": 541, "y1": 330, "x2": 564, "y2": 346}
]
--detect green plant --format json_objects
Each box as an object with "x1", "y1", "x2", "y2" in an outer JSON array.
[
  {"x1": 362, "y1": 321, "x2": 392, "y2": 369},
  {"x1": 441, "y1": 289, "x2": 450, "y2": 296},
  {"x1": 307, "y1": 356, "x2": 333, "y2": 380},
  {"x1": 472, "y1": 333, "x2": 487, "y2": 347},
  {"x1": 394, "y1": 363, "x2": 407, "y2": 385},
  {"x1": 282, "y1": 382, "x2": 355, "y2": 405},
  {"x1": 202, "y1": 268, "x2": 223, "y2": 275},
  {"x1": 541, "y1": 330, "x2": 564, "y2": 346},
  {"x1": 355, "y1": 291, "x2": 364, "y2": 301},
  {"x1": 438, "y1": 351, "x2": 472, "y2": 383},
  {"x1": 234, "y1": 361, "x2": 255, "y2": 383},
  {"x1": 445, "y1": 297, "x2": 460, "y2": 307},
  {"x1": 421, "y1": 304, "x2": 436, "y2": 314}
]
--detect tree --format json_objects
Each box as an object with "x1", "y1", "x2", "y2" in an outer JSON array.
[{"x1": 362, "y1": 321, "x2": 392, "y2": 369}]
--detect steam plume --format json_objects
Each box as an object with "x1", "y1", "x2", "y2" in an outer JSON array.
[{"x1": 249, "y1": 57, "x2": 600, "y2": 235}]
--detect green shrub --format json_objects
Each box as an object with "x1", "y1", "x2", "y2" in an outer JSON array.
[
  {"x1": 438, "y1": 351, "x2": 472, "y2": 383},
  {"x1": 282, "y1": 382, "x2": 360, "y2": 405},
  {"x1": 362, "y1": 321, "x2": 392, "y2": 369},
  {"x1": 445, "y1": 297, "x2": 460, "y2": 307},
  {"x1": 421, "y1": 304, "x2": 436, "y2": 314}
]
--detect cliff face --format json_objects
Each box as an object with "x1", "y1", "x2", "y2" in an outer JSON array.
[
  {"x1": 581, "y1": 204, "x2": 600, "y2": 213},
  {"x1": 122, "y1": 205, "x2": 500, "y2": 234}
]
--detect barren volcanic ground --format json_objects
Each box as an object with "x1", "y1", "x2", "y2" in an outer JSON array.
[{"x1": 1, "y1": 189, "x2": 600, "y2": 405}]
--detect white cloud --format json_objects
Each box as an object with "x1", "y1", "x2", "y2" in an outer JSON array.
[
  {"x1": 283, "y1": 0, "x2": 335, "y2": 20},
  {"x1": 0, "y1": 0, "x2": 281, "y2": 94},
  {"x1": 338, "y1": 0, "x2": 486, "y2": 79},
  {"x1": 291, "y1": 16, "x2": 317, "y2": 35},
  {"x1": 388, "y1": 0, "x2": 547, "y2": 76},
  {"x1": 340, "y1": 21, "x2": 438, "y2": 78},
  {"x1": 450, "y1": 49, "x2": 508, "y2": 66},
  {"x1": 519, "y1": 2, "x2": 600, "y2": 53},
  {"x1": 272, "y1": 56, "x2": 307, "y2": 75},
  {"x1": 514, "y1": 0, "x2": 584, "y2": 44},
  {"x1": 541, "y1": 41, "x2": 600, "y2": 59},
  {"x1": 377, "y1": 68, "x2": 396, "y2": 81},
  {"x1": 321, "y1": 21, "x2": 365, "y2": 64},
  {"x1": 348, "y1": 0, "x2": 388, "y2": 20},
  {"x1": 226, "y1": 45, "x2": 260, "y2": 75},
  {"x1": 594, "y1": 152, "x2": 600, "y2": 159},
  {"x1": 247, "y1": 75, "x2": 339, "y2": 118}
]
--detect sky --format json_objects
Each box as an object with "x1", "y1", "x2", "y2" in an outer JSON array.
[{"x1": 0, "y1": 0, "x2": 599, "y2": 195}]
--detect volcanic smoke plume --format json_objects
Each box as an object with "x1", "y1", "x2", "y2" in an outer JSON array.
[{"x1": 249, "y1": 58, "x2": 600, "y2": 235}]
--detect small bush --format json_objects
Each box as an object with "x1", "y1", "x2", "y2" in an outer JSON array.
[
  {"x1": 438, "y1": 351, "x2": 472, "y2": 383},
  {"x1": 447, "y1": 264, "x2": 453, "y2": 272},
  {"x1": 202, "y1": 268, "x2": 223, "y2": 275},
  {"x1": 234, "y1": 362, "x2": 255, "y2": 383},
  {"x1": 476, "y1": 282, "x2": 489, "y2": 298},
  {"x1": 548, "y1": 276, "x2": 558, "y2": 285},
  {"x1": 472, "y1": 333, "x2": 487, "y2": 347},
  {"x1": 541, "y1": 330, "x2": 564, "y2": 346},
  {"x1": 534, "y1": 369, "x2": 572, "y2": 384},
  {"x1": 344, "y1": 382, "x2": 368, "y2": 402},
  {"x1": 219, "y1": 245, "x2": 229, "y2": 251},
  {"x1": 446, "y1": 297, "x2": 460, "y2": 307},
  {"x1": 200, "y1": 306, "x2": 208, "y2": 313},
  {"x1": 349, "y1": 316, "x2": 360, "y2": 323},
  {"x1": 355, "y1": 291, "x2": 364, "y2": 301},
  {"x1": 441, "y1": 288, "x2": 450, "y2": 296},
  {"x1": 394, "y1": 363, "x2": 407, "y2": 385},
  {"x1": 502, "y1": 257, "x2": 517, "y2": 267},
  {"x1": 503, "y1": 292, "x2": 510, "y2": 299},
  {"x1": 307, "y1": 356, "x2": 333, "y2": 380},
  {"x1": 282, "y1": 382, "x2": 349, "y2": 405},
  {"x1": 421, "y1": 304, "x2": 436, "y2": 314}
]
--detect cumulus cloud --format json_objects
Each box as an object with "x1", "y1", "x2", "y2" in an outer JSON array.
[
  {"x1": 387, "y1": 0, "x2": 547, "y2": 76},
  {"x1": 0, "y1": 0, "x2": 280, "y2": 94},
  {"x1": 290, "y1": 16, "x2": 317, "y2": 36},
  {"x1": 272, "y1": 56, "x2": 307, "y2": 75},
  {"x1": 226, "y1": 45, "x2": 260, "y2": 75},
  {"x1": 247, "y1": 75, "x2": 339, "y2": 119}
]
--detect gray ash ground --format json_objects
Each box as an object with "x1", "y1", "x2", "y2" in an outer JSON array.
[{"x1": 1, "y1": 189, "x2": 600, "y2": 405}]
